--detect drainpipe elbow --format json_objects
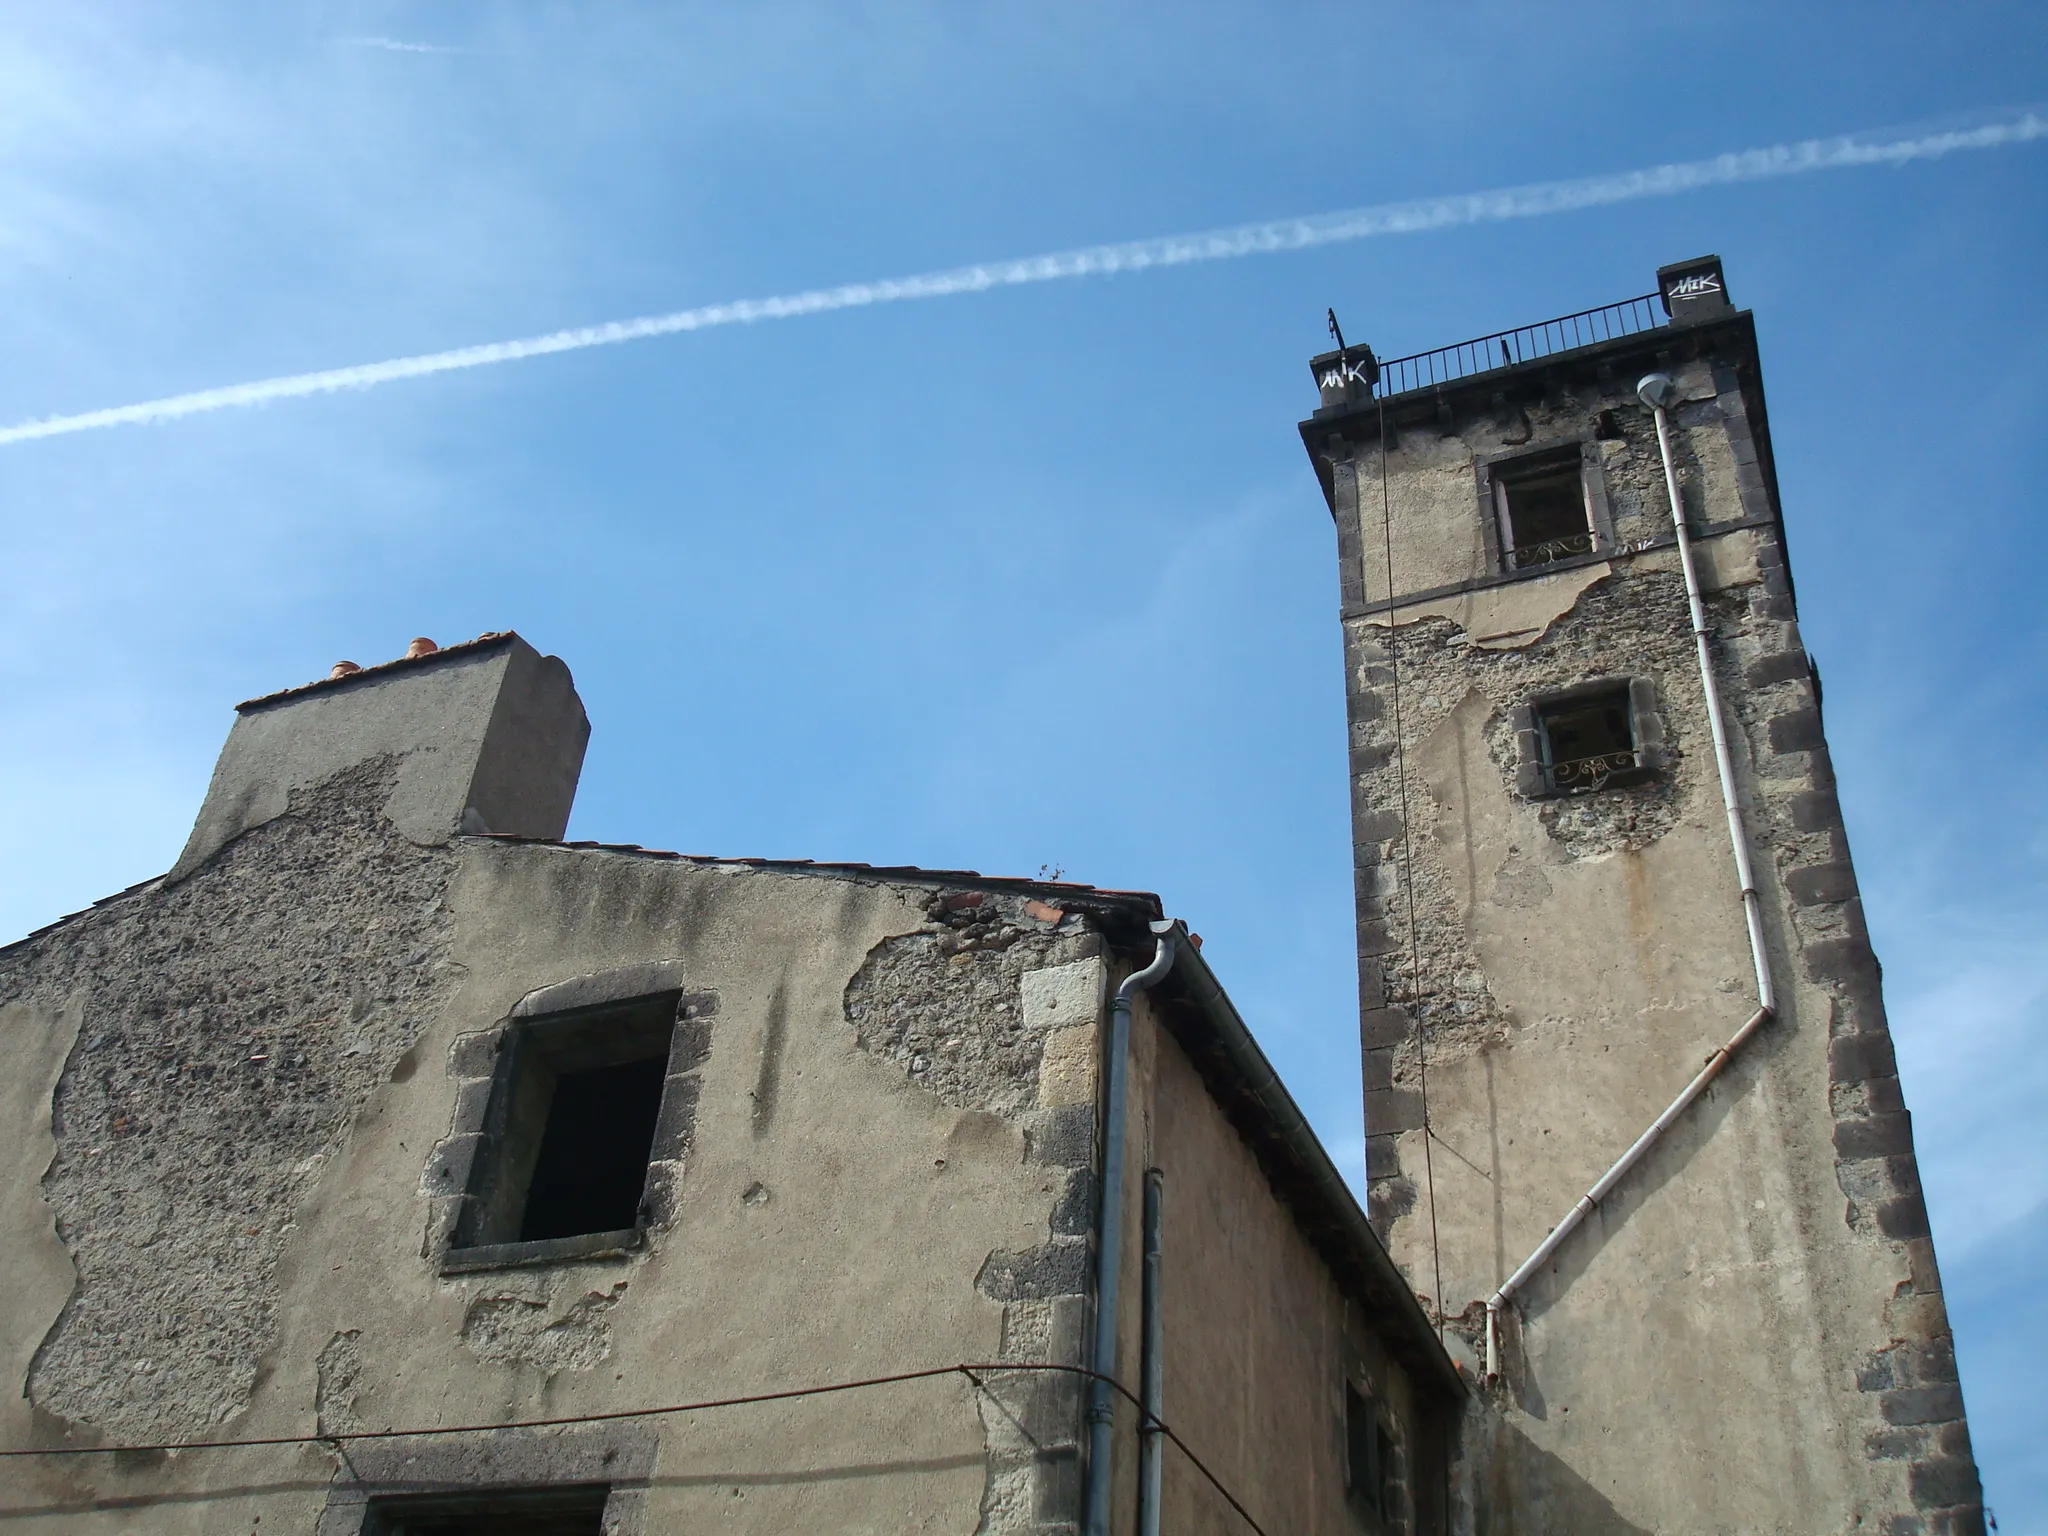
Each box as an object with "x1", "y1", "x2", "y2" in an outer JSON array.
[
  {"x1": 1484, "y1": 1294, "x2": 1505, "y2": 1383},
  {"x1": 1117, "y1": 921, "x2": 1180, "y2": 1008}
]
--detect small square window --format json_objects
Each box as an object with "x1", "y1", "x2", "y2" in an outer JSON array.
[
  {"x1": 1512, "y1": 679, "x2": 1665, "y2": 799},
  {"x1": 1537, "y1": 685, "x2": 1643, "y2": 793},
  {"x1": 362, "y1": 1484, "x2": 611, "y2": 1535},
  {"x1": 449, "y1": 993, "x2": 683, "y2": 1266},
  {"x1": 1345, "y1": 1383, "x2": 1394, "y2": 1523},
  {"x1": 1494, "y1": 451, "x2": 1595, "y2": 571}
]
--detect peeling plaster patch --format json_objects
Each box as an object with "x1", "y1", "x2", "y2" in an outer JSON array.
[
  {"x1": 0, "y1": 999, "x2": 82, "y2": 1444},
  {"x1": 1370, "y1": 561, "x2": 1613, "y2": 649},
  {"x1": 316, "y1": 1329, "x2": 365, "y2": 1434},
  {"x1": 1349, "y1": 575, "x2": 1715, "y2": 1243},
  {"x1": 5, "y1": 759, "x2": 460, "y2": 1439},
  {"x1": 461, "y1": 1281, "x2": 626, "y2": 1372},
  {"x1": 843, "y1": 893, "x2": 1100, "y2": 1118},
  {"x1": 843, "y1": 894, "x2": 1103, "y2": 1533},
  {"x1": 1489, "y1": 859, "x2": 1553, "y2": 910},
  {"x1": 1635, "y1": 528, "x2": 1761, "y2": 593}
]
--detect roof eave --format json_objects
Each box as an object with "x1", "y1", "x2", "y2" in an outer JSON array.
[{"x1": 1151, "y1": 928, "x2": 1468, "y2": 1402}]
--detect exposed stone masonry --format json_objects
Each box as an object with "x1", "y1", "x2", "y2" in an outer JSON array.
[
  {"x1": 0, "y1": 759, "x2": 462, "y2": 1439},
  {"x1": 847, "y1": 888, "x2": 1094, "y2": 1116}
]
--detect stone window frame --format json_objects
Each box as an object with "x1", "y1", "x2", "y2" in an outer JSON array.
[
  {"x1": 316, "y1": 1421, "x2": 655, "y2": 1534},
  {"x1": 426, "y1": 963, "x2": 714, "y2": 1274},
  {"x1": 1474, "y1": 435, "x2": 1616, "y2": 577},
  {"x1": 1511, "y1": 677, "x2": 1667, "y2": 800}
]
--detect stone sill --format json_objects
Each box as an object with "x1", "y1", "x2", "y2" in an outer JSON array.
[{"x1": 440, "y1": 1227, "x2": 643, "y2": 1274}]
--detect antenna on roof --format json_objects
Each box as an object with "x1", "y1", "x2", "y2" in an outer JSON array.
[{"x1": 1327, "y1": 308, "x2": 1347, "y2": 353}]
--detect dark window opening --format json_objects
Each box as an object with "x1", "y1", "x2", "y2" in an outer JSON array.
[
  {"x1": 452, "y1": 993, "x2": 680, "y2": 1260},
  {"x1": 1345, "y1": 1383, "x2": 1393, "y2": 1523},
  {"x1": 521, "y1": 1054, "x2": 668, "y2": 1241},
  {"x1": 1494, "y1": 452, "x2": 1593, "y2": 570},
  {"x1": 1538, "y1": 686, "x2": 1640, "y2": 793},
  {"x1": 1594, "y1": 408, "x2": 1623, "y2": 441},
  {"x1": 362, "y1": 1484, "x2": 611, "y2": 1535}
]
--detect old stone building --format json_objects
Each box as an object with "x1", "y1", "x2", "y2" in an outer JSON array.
[
  {"x1": 1301, "y1": 256, "x2": 1981, "y2": 1533},
  {"x1": 0, "y1": 256, "x2": 1982, "y2": 1535},
  {"x1": 0, "y1": 632, "x2": 1460, "y2": 1532}
]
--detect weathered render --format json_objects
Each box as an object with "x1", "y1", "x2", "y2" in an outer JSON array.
[
  {"x1": 1, "y1": 633, "x2": 1459, "y2": 1533},
  {"x1": 1301, "y1": 260, "x2": 1980, "y2": 1534}
]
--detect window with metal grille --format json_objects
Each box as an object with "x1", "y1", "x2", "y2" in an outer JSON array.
[
  {"x1": 1541, "y1": 684, "x2": 1658, "y2": 794},
  {"x1": 1512, "y1": 679, "x2": 1666, "y2": 798},
  {"x1": 1493, "y1": 449, "x2": 1595, "y2": 571}
]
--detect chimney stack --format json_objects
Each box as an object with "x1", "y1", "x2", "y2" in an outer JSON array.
[
  {"x1": 1657, "y1": 254, "x2": 1733, "y2": 325},
  {"x1": 172, "y1": 631, "x2": 589, "y2": 880}
]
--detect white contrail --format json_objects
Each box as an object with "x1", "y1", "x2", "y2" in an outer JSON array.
[
  {"x1": 333, "y1": 36, "x2": 470, "y2": 54},
  {"x1": 4, "y1": 110, "x2": 2041, "y2": 448}
]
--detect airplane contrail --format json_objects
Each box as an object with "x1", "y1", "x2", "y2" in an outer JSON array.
[{"x1": 3, "y1": 109, "x2": 2041, "y2": 448}]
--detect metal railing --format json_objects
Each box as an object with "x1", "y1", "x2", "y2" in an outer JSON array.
[
  {"x1": 1376, "y1": 294, "x2": 1663, "y2": 398},
  {"x1": 1548, "y1": 749, "x2": 1644, "y2": 793},
  {"x1": 1508, "y1": 531, "x2": 1597, "y2": 570}
]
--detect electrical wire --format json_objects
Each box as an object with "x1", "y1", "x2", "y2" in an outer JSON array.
[
  {"x1": 1373, "y1": 390, "x2": 1447, "y2": 1342},
  {"x1": 0, "y1": 1360, "x2": 1271, "y2": 1536}
]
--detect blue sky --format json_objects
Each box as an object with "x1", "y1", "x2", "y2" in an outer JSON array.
[{"x1": 2, "y1": 1, "x2": 2043, "y2": 1521}]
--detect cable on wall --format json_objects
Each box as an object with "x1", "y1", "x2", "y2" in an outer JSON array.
[
  {"x1": 1371, "y1": 390, "x2": 1447, "y2": 1343},
  {"x1": 0, "y1": 1360, "x2": 1272, "y2": 1536}
]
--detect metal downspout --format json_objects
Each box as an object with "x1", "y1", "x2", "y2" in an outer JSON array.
[
  {"x1": 1137, "y1": 1169, "x2": 1166, "y2": 1536},
  {"x1": 1084, "y1": 921, "x2": 1178, "y2": 1536},
  {"x1": 1481, "y1": 375, "x2": 1778, "y2": 1380}
]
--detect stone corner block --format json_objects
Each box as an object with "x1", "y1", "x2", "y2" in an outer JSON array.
[
  {"x1": 1022, "y1": 959, "x2": 1107, "y2": 1035},
  {"x1": 1036, "y1": 1025, "x2": 1099, "y2": 1110},
  {"x1": 1023, "y1": 1104, "x2": 1096, "y2": 1168}
]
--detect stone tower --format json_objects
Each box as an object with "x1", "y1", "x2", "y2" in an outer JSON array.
[{"x1": 1299, "y1": 259, "x2": 1983, "y2": 1534}]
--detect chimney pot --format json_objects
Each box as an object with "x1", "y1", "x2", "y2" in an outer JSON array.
[
  {"x1": 406, "y1": 637, "x2": 439, "y2": 659},
  {"x1": 328, "y1": 661, "x2": 362, "y2": 680},
  {"x1": 1310, "y1": 344, "x2": 1380, "y2": 410}
]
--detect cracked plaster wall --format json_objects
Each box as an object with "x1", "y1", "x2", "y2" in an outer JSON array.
[
  {"x1": 272, "y1": 842, "x2": 1114, "y2": 1536},
  {"x1": 1, "y1": 795, "x2": 1129, "y2": 1535},
  {"x1": 1332, "y1": 356, "x2": 1981, "y2": 1534},
  {"x1": 0, "y1": 758, "x2": 461, "y2": 1443},
  {"x1": 846, "y1": 885, "x2": 1111, "y2": 1535}
]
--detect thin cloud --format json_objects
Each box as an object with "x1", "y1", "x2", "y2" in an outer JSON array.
[
  {"x1": 331, "y1": 36, "x2": 471, "y2": 55},
  {"x1": 3, "y1": 108, "x2": 2042, "y2": 447}
]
